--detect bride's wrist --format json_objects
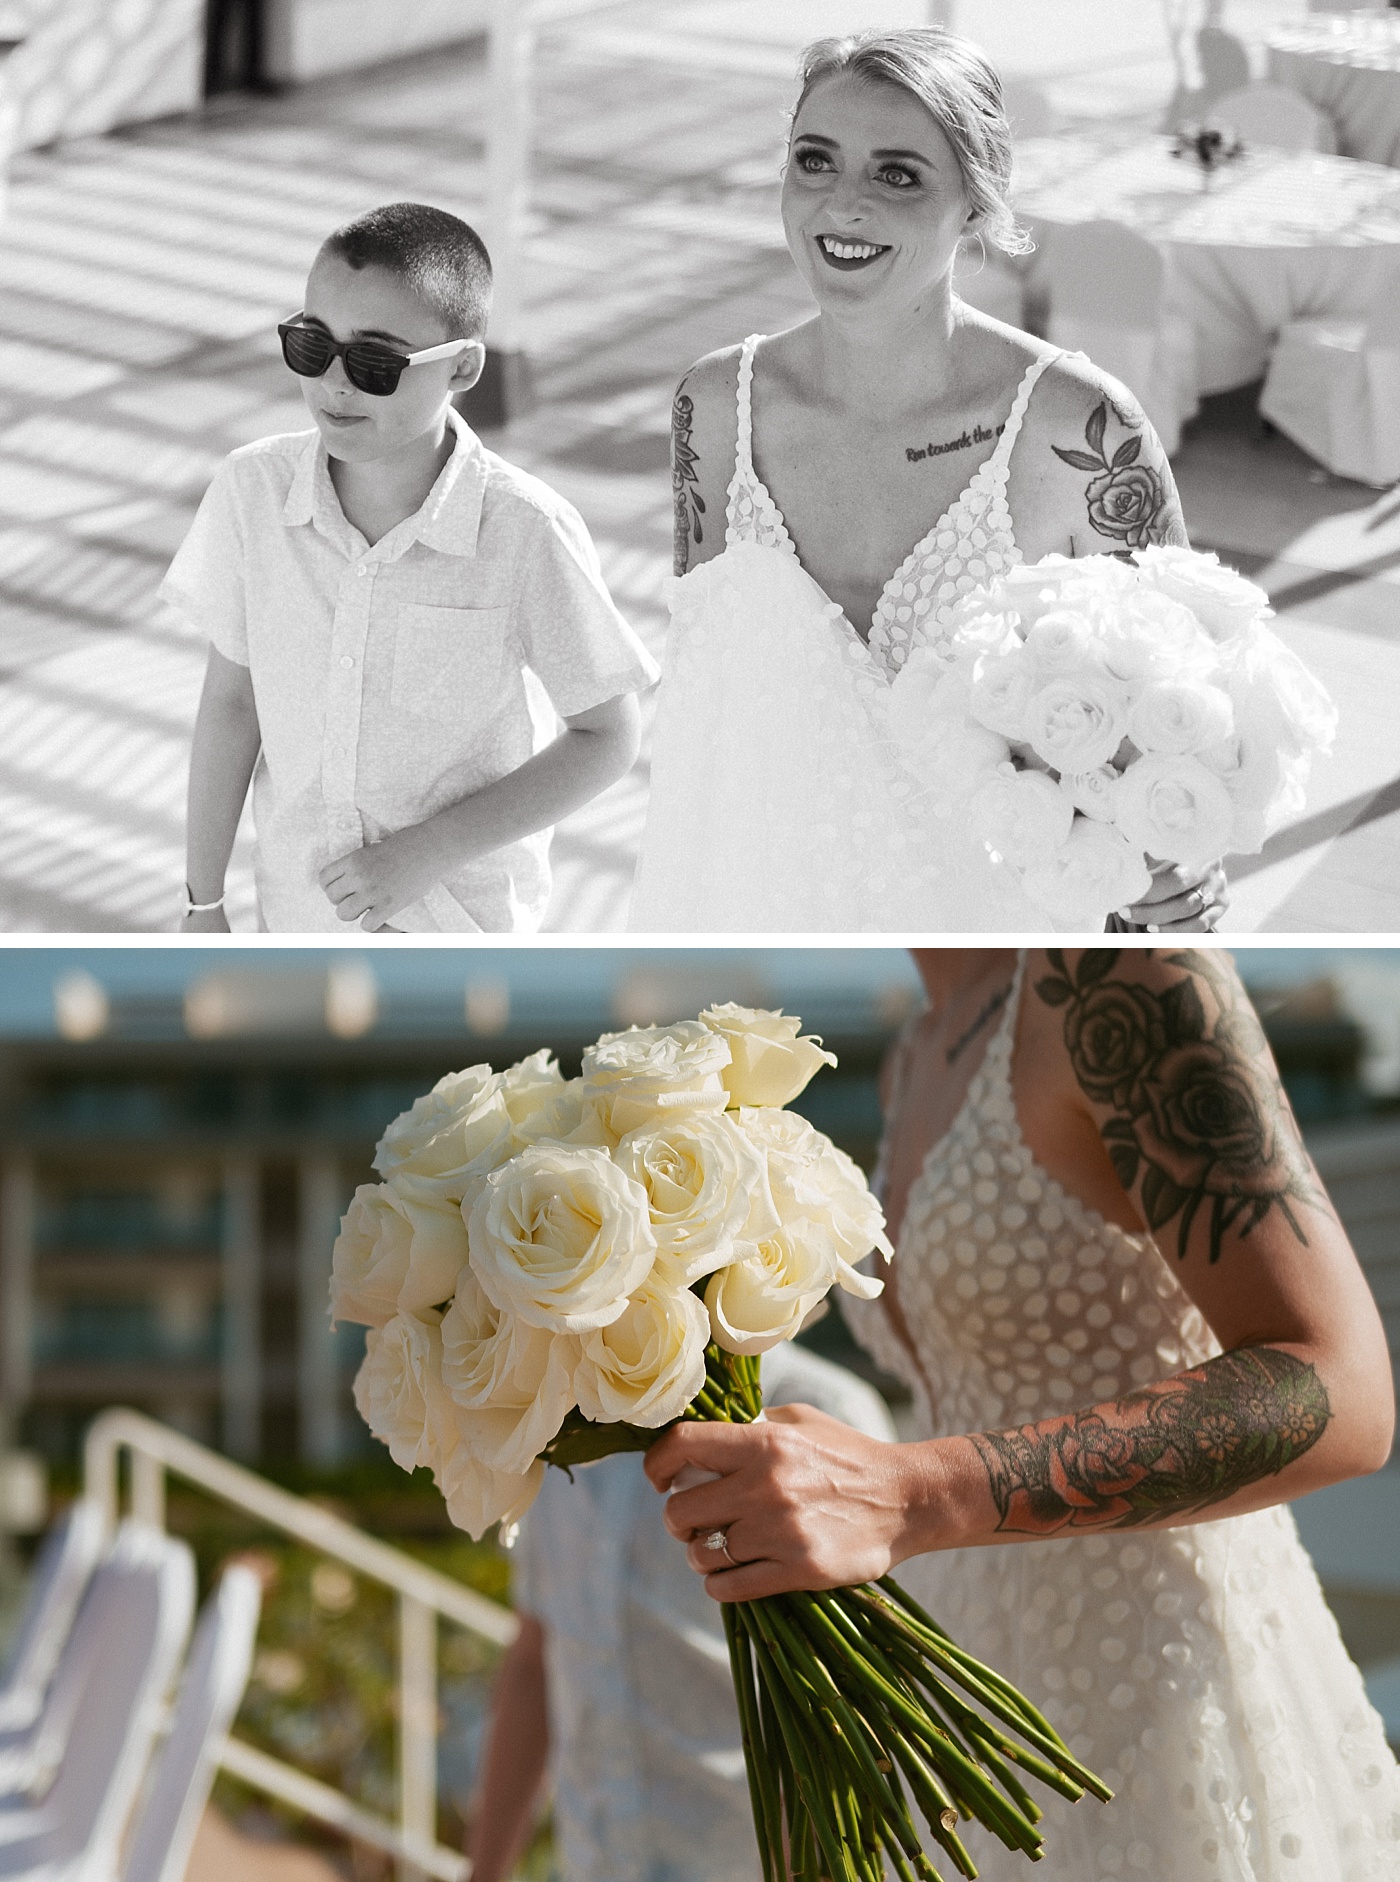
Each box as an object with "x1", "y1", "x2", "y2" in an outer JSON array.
[{"x1": 892, "y1": 1436, "x2": 986, "y2": 1561}]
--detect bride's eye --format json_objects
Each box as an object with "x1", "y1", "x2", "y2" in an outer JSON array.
[
  {"x1": 877, "y1": 163, "x2": 919, "y2": 188},
  {"x1": 792, "y1": 146, "x2": 833, "y2": 174}
]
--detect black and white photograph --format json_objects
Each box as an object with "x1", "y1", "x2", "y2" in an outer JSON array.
[
  {"x1": 0, "y1": 0, "x2": 1397, "y2": 933},
  {"x1": 0, "y1": 4, "x2": 1398, "y2": 1881}
]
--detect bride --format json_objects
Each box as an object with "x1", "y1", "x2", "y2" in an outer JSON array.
[
  {"x1": 630, "y1": 27, "x2": 1225, "y2": 935},
  {"x1": 648, "y1": 949, "x2": 1400, "y2": 1878}
]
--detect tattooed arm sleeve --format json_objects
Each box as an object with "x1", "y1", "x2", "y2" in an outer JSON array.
[
  {"x1": 672, "y1": 375, "x2": 705, "y2": 576},
  {"x1": 956, "y1": 949, "x2": 1341, "y2": 1539},
  {"x1": 1051, "y1": 385, "x2": 1189, "y2": 557}
]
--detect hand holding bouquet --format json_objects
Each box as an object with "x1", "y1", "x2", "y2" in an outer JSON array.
[
  {"x1": 334, "y1": 1007, "x2": 1111, "y2": 1878},
  {"x1": 889, "y1": 546, "x2": 1337, "y2": 930}
]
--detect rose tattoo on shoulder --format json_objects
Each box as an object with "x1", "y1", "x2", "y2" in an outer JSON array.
[
  {"x1": 1052, "y1": 400, "x2": 1185, "y2": 550},
  {"x1": 1035, "y1": 949, "x2": 1329, "y2": 1263}
]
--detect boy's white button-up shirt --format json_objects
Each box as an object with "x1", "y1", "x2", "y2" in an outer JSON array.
[{"x1": 161, "y1": 409, "x2": 658, "y2": 932}]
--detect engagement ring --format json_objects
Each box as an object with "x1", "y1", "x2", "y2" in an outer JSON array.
[{"x1": 702, "y1": 1528, "x2": 737, "y2": 1566}]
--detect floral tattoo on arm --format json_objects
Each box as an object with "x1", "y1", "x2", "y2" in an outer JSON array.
[
  {"x1": 970, "y1": 1346, "x2": 1330, "y2": 1536},
  {"x1": 1036, "y1": 948, "x2": 1329, "y2": 1263},
  {"x1": 671, "y1": 380, "x2": 704, "y2": 576},
  {"x1": 1052, "y1": 398, "x2": 1188, "y2": 551}
]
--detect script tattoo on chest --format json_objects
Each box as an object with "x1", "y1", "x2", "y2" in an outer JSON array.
[{"x1": 906, "y1": 419, "x2": 1004, "y2": 465}]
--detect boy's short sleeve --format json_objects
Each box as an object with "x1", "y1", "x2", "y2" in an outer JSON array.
[
  {"x1": 158, "y1": 458, "x2": 250, "y2": 665},
  {"x1": 514, "y1": 500, "x2": 659, "y2": 719}
]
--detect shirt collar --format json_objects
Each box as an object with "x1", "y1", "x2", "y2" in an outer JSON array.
[{"x1": 280, "y1": 405, "x2": 487, "y2": 558}]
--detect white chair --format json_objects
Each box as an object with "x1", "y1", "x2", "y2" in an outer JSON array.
[
  {"x1": 1207, "y1": 82, "x2": 1337, "y2": 153},
  {"x1": 1042, "y1": 220, "x2": 1199, "y2": 454},
  {"x1": 1197, "y1": 27, "x2": 1251, "y2": 106},
  {"x1": 120, "y1": 1565, "x2": 261, "y2": 1882},
  {"x1": 1260, "y1": 261, "x2": 1400, "y2": 487},
  {"x1": 0, "y1": 1522, "x2": 194, "y2": 1880},
  {"x1": 0, "y1": 1504, "x2": 105, "y2": 1736},
  {"x1": 1002, "y1": 79, "x2": 1054, "y2": 140}
]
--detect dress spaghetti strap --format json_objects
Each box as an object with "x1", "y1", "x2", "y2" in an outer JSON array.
[
  {"x1": 734, "y1": 334, "x2": 763, "y2": 482},
  {"x1": 983, "y1": 350, "x2": 1060, "y2": 486}
]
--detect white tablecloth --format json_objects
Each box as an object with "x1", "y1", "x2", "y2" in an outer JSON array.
[
  {"x1": 1269, "y1": 27, "x2": 1400, "y2": 168},
  {"x1": 1014, "y1": 133, "x2": 1400, "y2": 395}
]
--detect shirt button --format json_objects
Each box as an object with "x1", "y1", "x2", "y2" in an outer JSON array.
[
  {"x1": 356, "y1": 565, "x2": 367, "y2": 577},
  {"x1": 340, "y1": 656, "x2": 354, "y2": 669}
]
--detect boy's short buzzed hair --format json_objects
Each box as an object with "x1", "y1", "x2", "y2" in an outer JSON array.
[{"x1": 322, "y1": 202, "x2": 493, "y2": 340}]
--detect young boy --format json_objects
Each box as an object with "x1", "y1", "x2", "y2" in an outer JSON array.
[{"x1": 166, "y1": 202, "x2": 658, "y2": 932}]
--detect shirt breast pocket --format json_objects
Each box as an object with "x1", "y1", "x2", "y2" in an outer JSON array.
[{"x1": 389, "y1": 603, "x2": 510, "y2": 725}]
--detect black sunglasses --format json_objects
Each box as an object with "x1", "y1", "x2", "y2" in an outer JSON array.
[{"x1": 277, "y1": 315, "x2": 472, "y2": 396}]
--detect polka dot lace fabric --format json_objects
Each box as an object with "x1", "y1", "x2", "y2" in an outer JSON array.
[
  {"x1": 726, "y1": 334, "x2": 1053, "y2": 679},
  {"x1": 843, "y1": 959, "x2": 1400, "y2": 1880}
]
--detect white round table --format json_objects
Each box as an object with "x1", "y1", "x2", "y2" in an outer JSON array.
[
  {"x1": 1013, "y1": 133, "x2": 1400, "y2": 396},
  {"x1": 1268, "y1": 23, "x2": 1400, "y2": 169}
]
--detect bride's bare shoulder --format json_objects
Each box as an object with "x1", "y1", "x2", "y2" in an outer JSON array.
[{"x1": 1012, "y1": 350, "x2": 1189, "y2": 555}]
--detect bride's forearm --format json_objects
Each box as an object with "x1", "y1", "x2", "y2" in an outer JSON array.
[{"x1": 899, "y1": 1344, "x2": 1338, "y2": 1557}]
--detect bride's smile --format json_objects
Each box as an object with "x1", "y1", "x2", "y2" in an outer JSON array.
[{"x1": 782, "y1": 73, "x2": 978, "y2": 315}]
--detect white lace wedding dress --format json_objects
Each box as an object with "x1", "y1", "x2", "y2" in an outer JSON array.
[
  {"x1": 629, "y1": 335, "x2": 1049, "y2": 932},
  {"x1": 841, "y1": 957, "x2": 1400, "y2": 1881}
]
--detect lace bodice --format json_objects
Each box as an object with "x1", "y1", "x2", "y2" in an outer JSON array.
[
  {"x1": 852, "y1": 955, "x2": 1220, "y2": 1437},
  {"x1": 725, "y1": 334, "x2": 1053, "y2": 680},
  {"x1": 840, "y1": 957, "x2": 1400, "y2": 1880}
]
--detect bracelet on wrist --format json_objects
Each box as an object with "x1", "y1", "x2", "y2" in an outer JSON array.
[{"x1": 184, "y1": 884, "x2": 226, "y2": 915}]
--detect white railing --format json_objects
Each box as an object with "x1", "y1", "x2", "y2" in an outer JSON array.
[{"x1": 83, "y1": 1408, "x2": 518, "y2": 1882}]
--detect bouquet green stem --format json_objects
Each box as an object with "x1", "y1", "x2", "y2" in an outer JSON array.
[{"x1": 544, "y1": 1343, "x2": 1112, "y2": 1881}]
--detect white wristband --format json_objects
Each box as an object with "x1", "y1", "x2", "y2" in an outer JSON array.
[{"x1": 184, "y1": 885, "x2": 226, "y2": 915}]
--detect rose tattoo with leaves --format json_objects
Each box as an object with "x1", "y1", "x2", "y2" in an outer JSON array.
[
  {"x1": 1052, "y1": 400, "x2": 1185, "y2": 550},
  {"x1": 1036, "y1": 949, "x2": 1329, "y2": 1263},
  {"x1": 971, "y1": 1346, "x2": 1330, "y2": 1536},
  {"x1": 671, "y1": 383, "x2": 704, "y2": 575}
]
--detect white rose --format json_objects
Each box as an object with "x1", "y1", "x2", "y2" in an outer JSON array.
[
  {"x1": 440, "y1": 1269, "x2": 577, "y2": 1474},
  {"x1": 614, "y1": 1109, "x2": 778, "y2": 1287},
  {"x1": 1134, "y1": 545, "x2": 1271, "y2": 642},
  {"x1": 1114, "y1": 753, "x2": 1237, "y2": 869},
  {"x1": 736, "y1": 1108, "x2": 890, "y2": 1289},
  {"x1": 1023, "y1": 672, "x2": 1130, "y2": 774},
  {"x1": 967, "y1": 648, "x2": 1038, "y2": 740},
  {"x1": 330, "y1": 1184, "x2": 471, "y2": 1327},
  {"x1": 1021, "y1": 608, "x2": 1102, "y2": 676},
  {"x1": 1097, "y1": 591, "x2": 1216, "y2": 685},
  {"x1": 944, "y1": 608, "x2": 1021, "y2": 668},
  {"x1": 994, "y1": 554, "x2": 1135, "y2": 630},
  {"x1": 704, "y1": 1224, "x2": 839, "y2": 1355},
  {"x1": 698, "y1": 1004, "x2": 837, "y2": 1109},
  {"x1": 1062, "y1": 765, "x2": 1122, "y2": 823},
  {"x1": 352, "y1": 1313, "x2": 452, "y2": 1474},
  {"x1": 468, "y1": 1144, "x2": 656, "y2": 1332},
  {"x1": 581, "y1": 1022, "x2": 732, "y2": 1137},
  {"x1": 970, "y1": 767, "x2": 1074, "y2": 869},
  {"x1": 372, "y1": 1064, "x2": 515, "y2": 1208},
  {"x1": 1127, "y1": 678, "x2": 1234, "y2": 756},
  {"x1": 437, "y1": 1441, "x2": 544, "y2": 1542},
  {"x1": 572, "y1": 1277, "x2": 710, "y2": 1428},
  {"x1": 1217, "y1": 628, "x2": 1335, "y2": 852},
  {"x1": 1020, "y1": 818, "x2": 1154, "y2": 931}
]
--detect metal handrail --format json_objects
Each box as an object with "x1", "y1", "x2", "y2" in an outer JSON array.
[{"x1": 84, "y1": 1408, "x2": 518, "y2": 1882}]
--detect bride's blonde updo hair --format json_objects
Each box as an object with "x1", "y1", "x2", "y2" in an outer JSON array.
[{"x1": 793, "y1": 27, "x2": 1032, "y2": 257}]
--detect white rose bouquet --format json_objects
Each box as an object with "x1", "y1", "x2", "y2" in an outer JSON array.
[
  {"x1": 334, "y1": 1007, "x2": 1110, "y2": 1880},
  {"x1": 889, "y1": 548, "x2": 1337, "y2": 930}
]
